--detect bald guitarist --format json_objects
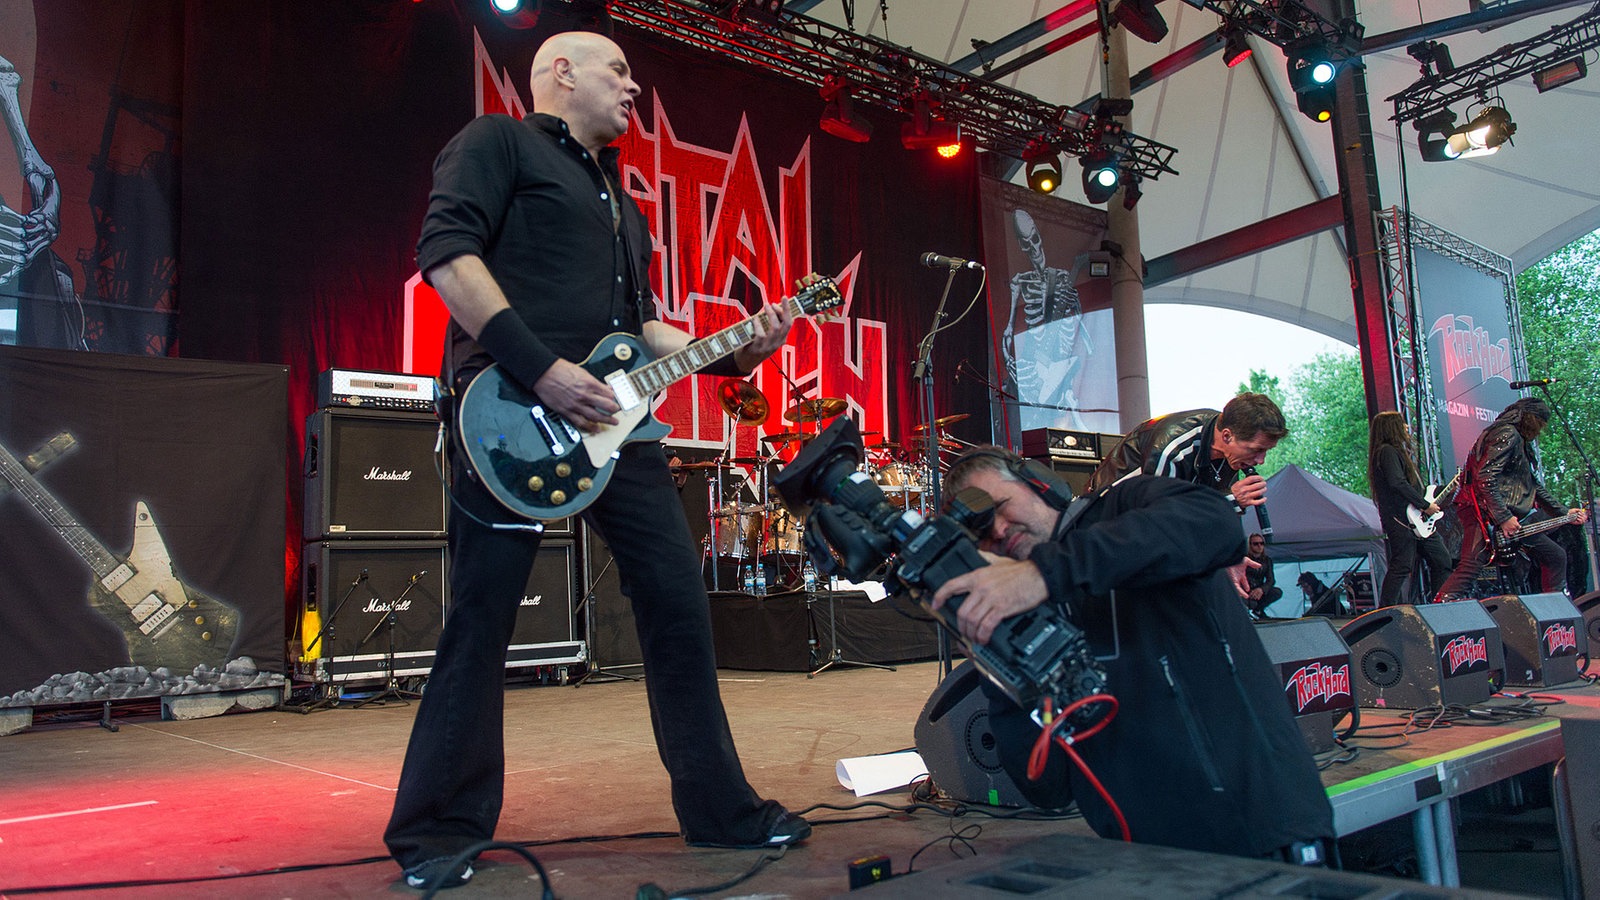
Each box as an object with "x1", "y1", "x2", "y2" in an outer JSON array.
[{"x1": 1434, "y1": 398, "x2": 1588, "y2": 602}]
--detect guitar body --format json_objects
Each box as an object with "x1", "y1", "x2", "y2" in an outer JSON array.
[
  {"x1": 88, "y1": 501, "x2": 241, "y2": 671},
  {"x1": 1405, "y1": 469, "x2": 1462, "y2": 539},
  {"x1": 458, "y1": 334, "x2": 669, "y2": 521}
]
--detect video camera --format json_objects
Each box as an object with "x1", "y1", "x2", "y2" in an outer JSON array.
[{"x1": 772, "y1": 418, "x2": 1109, "y2": 727}]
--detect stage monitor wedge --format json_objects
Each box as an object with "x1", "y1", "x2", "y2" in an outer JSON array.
[
  {"x1": 1339, "y1": 600, "x2": 1505, "y2": 709},
  {"x1": 1253, "y1": 617, "x2": 1356, "y2": 754},
  {"x1": 1481, "y1": 593, "x2": 1586, "y2": 687}
]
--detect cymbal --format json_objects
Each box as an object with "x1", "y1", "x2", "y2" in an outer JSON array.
[
  {"x1": 912, "y1": 413, "x2": 972, "y2": 433},
  {"x1": 861, "y1": 430, "x2": 881, "y2": 437},
  {"x1": 717, "y1": 378, "x2": 770, "y2": 426},
  {"x1": 675, "y1": 460, "x2": 733, "y2": 471},
  {"x1": 784, "y1": 397, "x2": 847, "y2": 422},
  {"x1": 762, "y1": 431, "x2": 814, "y2": 445},
  {"x1": 867, "y1": 441, "x2": 900, "y2": 450},
  {"x1": 729, "y1": 456, "x2": 767, "y2": 464}
]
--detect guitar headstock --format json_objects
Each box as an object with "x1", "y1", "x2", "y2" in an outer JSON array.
[{"x1": 792, "y1": 274, "x2": 843, "y2": 318}]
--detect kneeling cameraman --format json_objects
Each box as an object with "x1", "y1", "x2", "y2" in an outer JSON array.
[{"x1": 932, "y1": 447, "x2": 1334, "y2": 864}]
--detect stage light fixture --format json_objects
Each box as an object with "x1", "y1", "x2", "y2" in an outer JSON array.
[
  {"x1": 1080, "y1": 148, "x2": 1122, "y2": 205},
  {"x1": 1406, "y1": 40, "x2": 1455, "y2": 79},
  {"x1": 900, "y1": 89, "x2": 960, "y2": 152},
  {"x1": 1445, "y1": 106, "x2": 1515, "y2": 159},
  {"x1": 1112, "y1": 0, "x2": 1169, "y2": 44},
  {"x1": 1533, "y1": 57, "x2": 1587, "y2": 93},
  {"x1": 1025, "y1": 152, "x2": 1062, "y2": 194},
  {"x1": 1288, "y1": 48, "x2": 1338, "y2": 123},
  {"x1": 1414, "y1": 110, "x2": 1461, "y2": 162},
  {"x1": 490, "y1": 0, "x2": 541, "y2": 28},
  {"x1": 1121, "y1": 175, "x2": 1144, "y2": 210},
  {"x1": 818, "y1": 75, "x2": 872, "y2": 143},
  {"x1": 716, "y1": 0, "x2": 784, "y2": 26},
  {"x1": 1222, "y1": 23, "x2": 1253, "y2": 69},
  {"x1": 1296, "y1": 86, "x2": 1335, "y2": 122}
]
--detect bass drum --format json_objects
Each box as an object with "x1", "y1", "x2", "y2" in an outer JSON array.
[
  {"x1": 874, "y1": 462, "x2": 929, "y2": 509},
  {"x1": 708, "y1": 503, "x2": 763, "y2": 557}
]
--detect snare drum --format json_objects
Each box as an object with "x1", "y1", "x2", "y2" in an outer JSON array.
[
  {"x1": 709, "y1": 503, "x2": 763, "y2": 557},
  {"x1": 874, "y1": 462, "x2": 927, "y2": 508},
  {"x1": 767, "y1": 509, "x2": 803, "y2": 555}
]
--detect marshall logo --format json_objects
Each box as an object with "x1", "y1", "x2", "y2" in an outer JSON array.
[
  {"x1": 1283, "y1": 660, "x2": 1353, "y2": 715},
  {"x1": 362, "y1": 598, "x2": 413, "y2": 614},
  {"x1": 520, "y1": 594, "x2": 542, "y2": 608},
  {"x1": 364, "y1": 467, "x2": 413, "y2": 482},
  {"x1": 1440, "y1": 632, "x2": 1490, "y2": 675},
  {"x1": 1544, "y1": 621, "x2": 1579, "y2": 657}
]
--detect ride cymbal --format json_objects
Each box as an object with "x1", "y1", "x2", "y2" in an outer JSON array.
[
  {"x1": 783, "y1": 397, "x2": 847, "y2": 422},
  {"x1": 717, "y1": 378, "x2": 770, "y2": 426},
  {"x1": 912, "y1": 412, "x2": 972, "y2": 433},
  {"x1": 762, "y1": 431, "x2": 814, "y2": 445}
]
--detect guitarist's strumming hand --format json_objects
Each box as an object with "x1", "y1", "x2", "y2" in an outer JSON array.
[
  {"x1": 1572, "y1": 507, "x2": 1591, "y2": 526},
  {"x1": 534, "y1": 358, "x2": 620, "y2": 434}
]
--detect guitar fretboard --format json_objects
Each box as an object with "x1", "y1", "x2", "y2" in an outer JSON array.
[
  {"x1": 0, "y1": 440, "x2": 120, "y2": 577},
  {"x1": 626, "y1": 291, "x2": 814, "y2": 397}
]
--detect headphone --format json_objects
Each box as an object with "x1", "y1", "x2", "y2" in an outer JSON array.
[{"x1": 948, "y1": 446, "x2": 1076, "y2": 512}]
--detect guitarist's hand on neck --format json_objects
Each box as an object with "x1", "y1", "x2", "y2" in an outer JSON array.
[
  {"x1": 534, "y1": 358, "x2": 621, "y2": 433},
  {"x1": 1501, "y1": 515, "x2": 1523, "y2": 537}
]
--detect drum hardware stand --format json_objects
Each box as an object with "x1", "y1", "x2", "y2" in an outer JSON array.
[
  {"x1": 808, "y1": 579, "x2": 895, "y2": 678},
  {"x1": 353, "y1": 571, "x2": 428, "y2": 707},
  {"x1": 280, "y1": 568, "x2": 375, "y2": 713},
  {"x1": 574, "y1": 531, "x2": 644, "y2": 687}
]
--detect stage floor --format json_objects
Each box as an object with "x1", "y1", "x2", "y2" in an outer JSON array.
[{"x1": 0, "y1": 662, "x2": 1560, "y2": 898}]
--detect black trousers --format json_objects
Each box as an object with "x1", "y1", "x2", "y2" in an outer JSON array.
[
  {"x1": 1434, "y1": 507, "x2": 1567, "y2": 600},
  {"x1": 1379, "y1": 517, "x2": 1454, "y2": 606},
  {"x1": 384, "y1": 439, "x2": 780, "y2": 870}
]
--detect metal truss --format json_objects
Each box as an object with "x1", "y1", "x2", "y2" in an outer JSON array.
[
  {"x1": 608, "y1": 0, "x2": 1180, "y2": 178},
  {"x1": 1388, "y1": 2, "x2": 1600, "y2": 123},
  {"x1": 1203, "y1": 0, "x2": 1364, "y2": 58}
]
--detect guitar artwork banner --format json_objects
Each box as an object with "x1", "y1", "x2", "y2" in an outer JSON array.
[{"x1": 0, "y1": 347, "x2": 289, "y2": 708}]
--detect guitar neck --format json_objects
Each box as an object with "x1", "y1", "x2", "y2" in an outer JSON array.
[
  {"x1": 627, "y1": 293, "x2": 809, "y2": 397},
  {"x1": 1518, "y1": 512, "x2": 1581, "y2": 540},
  {"x1": 0, "y1": 441, "x2": 120, "y2": 577}
]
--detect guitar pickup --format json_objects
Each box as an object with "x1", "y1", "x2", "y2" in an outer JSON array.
[
  {"x1": 606, "y1": 370, "x2": 641, "y2": 410},
  {"x1": 132, "y1": 595, "x2": 178, "y2": 636}
]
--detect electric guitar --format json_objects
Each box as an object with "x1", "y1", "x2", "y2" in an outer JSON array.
[
  {"x1": 1487, "y1": 509, "x2": 1587, "y2": 564},
  {"x1": 459, "y1": 276, "x2": 843, "y2": 520},
  {"x1": 1405, "y1": 468, "x2": 1462, "y2": 538},
  {"x1": 0, "y1": 437, "x2": 241, "y2": 671}
]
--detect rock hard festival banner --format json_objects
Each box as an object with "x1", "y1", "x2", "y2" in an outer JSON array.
[{"x1": 1414, "y1": 247, "x2": 1521, "y2": 468}]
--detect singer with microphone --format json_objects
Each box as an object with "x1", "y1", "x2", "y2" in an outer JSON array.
[{"x1": 1086, "y1": 393, "x2": 1288, "y2": 598}]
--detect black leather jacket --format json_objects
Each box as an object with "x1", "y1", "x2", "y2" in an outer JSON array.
[
  {"x1": 1461, "y1": 408, "x2": 1562, "y2": 526},
  {"x1": 1086, "y1": 409, "x2": 1237, "y2": 495}
]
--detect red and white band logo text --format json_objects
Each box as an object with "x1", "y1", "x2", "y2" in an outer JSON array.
[
  {"x1": 1429, "y1": 314, "x2": 1515, "y2": 386},
  {"x1": 1441, "y1": 634, "x2": 1489, "y2": 674},
  {"x1": 1285, "y1": 662, "x2": 1352, "y2": 713},
  {"x1": 1544, "y1": 622, "x2": 1579, "y2": 657}
]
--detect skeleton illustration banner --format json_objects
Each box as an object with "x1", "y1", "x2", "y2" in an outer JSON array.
[{"x1": 978, "y1": 178, "x2": 1119, "y2": 442}]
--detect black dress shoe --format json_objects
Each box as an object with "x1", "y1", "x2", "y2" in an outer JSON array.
[{"x1": 687, "y1": 811, "x2": 812, "y2": 849}]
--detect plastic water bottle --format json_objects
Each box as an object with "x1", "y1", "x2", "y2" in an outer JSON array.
[
  {"x1": 754, "y1": 563, "x2": 767, "y2": 597},
  {"x1": 802, "y1": 559, "x2": 817, "y2": 593},
  {"x1": 741, "y1": 565, "x2": 754, "y2": 595}
]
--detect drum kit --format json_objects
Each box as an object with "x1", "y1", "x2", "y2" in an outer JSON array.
[{"x1": 698, "y1": 378, "x2": 976, "y2": 592}]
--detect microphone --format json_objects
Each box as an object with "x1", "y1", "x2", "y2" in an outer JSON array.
[
  {"x1": 1509, "y1": 377, "x2": 1556, "y2": 389},
  {"x1": 410, "y1": 570, "x2": 428, "y2": 583},
  {"x1": 921, "y1": 251, "x2": 984, "y2": 271},
  {"x1": 1241, "y1": 466, "x2": 1273, "y2": 540},
  {"x1": 352, "y1": 568, "x2": 368, "y2": 587}
]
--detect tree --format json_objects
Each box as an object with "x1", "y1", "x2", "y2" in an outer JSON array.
[
  {"x1": 1261, "y1": 352, "x2": 1369, "y2": 495},
  {"x1": 1515, "y1": 230, "x2": 1600, "y2": 507}
]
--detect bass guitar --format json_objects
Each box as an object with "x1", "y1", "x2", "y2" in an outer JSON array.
[
  {"x1": 1487, "y1": 510, "x2": 1587, "y2": 564},
  {"x1": 1405, "y1": 467, "x2": 1462, "y2": 538},
  {"x1": 459, "y1": 276, "x2": 843, "y2": 520}
]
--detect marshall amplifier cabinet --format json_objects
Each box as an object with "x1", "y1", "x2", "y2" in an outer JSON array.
[
  {"x1": 506, "y1": 539, "x2": 586, "y2": 670},
  {"x1": 317, "y1": 368, "x2": 437, "y2": 412},
  {"x1": 1339, "y1": 600, "x2": 1506, "y2": 709},
  {"x1": 1480, "y1": 593, "x2": 1587, "y2": 687},
  {"x1": 297, "y1": 540, "x2": 447, "y2": 683},
  {"x1": 1020, "y1": 428, "x2": 1103, "y2": 462},
  {"x1": 1253, "y1": 618, "x2": 1356, "y2": 754},
  {"x1": 304, "y1": 408, "x2": 447, "y2": 539}
]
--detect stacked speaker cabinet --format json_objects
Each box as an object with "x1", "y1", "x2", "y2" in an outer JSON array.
[
  {"x1": 1480, "y1": 593, "x2": 1587, "y2": 687},
  {"x1": 300, "y1": 404, "x2": 449, "y2": 686},
  {"x1": 1338, "y1": 600, "x2": 1506, "y2": 709}
]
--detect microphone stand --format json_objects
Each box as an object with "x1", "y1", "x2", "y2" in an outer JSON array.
[
  {"x1": 1532, "y1": 383, "x2": 1600, "y2": 591},
  {"x1": 354, "y1": 572, "x2": 427, "y2": 707},
  {"x1": 283, "y1": 570, "x2": 375, "y2": 713},
  {"x1": 915, "y1": 266, "x2": 960, "y2": 679}
]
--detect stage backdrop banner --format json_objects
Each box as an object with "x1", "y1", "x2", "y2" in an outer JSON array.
[
  {"x1": 1415, "y1": 246, "x2": 1520, "y2": 468},
  {"x1": 977, "y1": 177, "x2": 1118, "y2": 445},
  {"x1": 0, "y1": 346, "x2": 287, "y2": 705}
]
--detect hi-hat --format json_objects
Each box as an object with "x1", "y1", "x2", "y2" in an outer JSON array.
[
  {"x1": 784, "y1": 397, "x2": 847, "y2": 422},
  {"x1": 717, "y1": 379, "x2": 770, "y2": 426},
  {"x1": 762, "y1": 431, "x2": 814, "y2": 445},
  {"x1": 912, "y1": 413, "x2": 971, "y2": 433}
]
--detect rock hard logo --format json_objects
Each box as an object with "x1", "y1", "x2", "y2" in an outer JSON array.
[
  {"x1": 1440, "y1": 632, "x2": 1489, "y2": 675},
  {"x1": 1429, "y1": 314, "x2": 1515, "y2": 386},
  {"x1": 1283, "y1": 660, "x2": 1353, "y2": 714},
  {"x1": 1544, "y1": 622, "x2": 1579, "y2": 658}
]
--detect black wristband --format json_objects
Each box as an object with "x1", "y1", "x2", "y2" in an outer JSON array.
[{"x1": 475, "y1": 308, "x2": 560, "y2": 389}]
